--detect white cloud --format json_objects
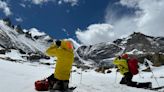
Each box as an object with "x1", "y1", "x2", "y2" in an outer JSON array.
[
  {"x1": 58, "y1": 0, "x2": 62, "y2": 5},
  {"x1": 76, "y1": 0, "x2": 164, "y2": 45},
  {"x1": 76, "y1": 24, "x2": 114, "y2": 45},
  {"x1": 0, "y1": 1, "x2": 12, "y2": 16},
  {"x1": 16, "y1": 17, "x2": 23, "y2": 22},
  {"x1": 119, "y1": 0, "x2": 139, "y2": 8},
  {"x1": 58, "y1": 0, "x2": 78, "y2": 6},
  {"x1": 31, "y1": 0, "x2": 49, "y2": 5},
  {"x1": 106, "y1": 0, "x2": 164, "y2": 38},
  {"x1": 20, "y1": 3, "x2": 26, "y2": 8},
  {"x1": 25, "y1": 0, "x2": 78, "y2": 6}
]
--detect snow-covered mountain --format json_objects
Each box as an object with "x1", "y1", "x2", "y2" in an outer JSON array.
[
  {"x1": 0, "y1": 19, "x2": 53, "y2": 61},
  {"x1": 75, "y1": 42, "x2": 123, "y2": 68},
  {"x1": 76, "y1": 32, "x2": 164, "y2": 67},
  {"x1": 1, "y1": 18, "x2": 164, "y2": 68},
  {"x1": 114, "y1": 32, "x2": 164, "y2": 53},
  {"x1": 114, "y1": 32, "x2": 164, "y2": 65}
]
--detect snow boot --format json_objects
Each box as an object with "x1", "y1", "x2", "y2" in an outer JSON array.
[
  {"x1": 137, "y1": 82, "x2": 152, "y2": 88},
  {"x1": 52, "y1": 81, "x2": 62, "y2": 90}
]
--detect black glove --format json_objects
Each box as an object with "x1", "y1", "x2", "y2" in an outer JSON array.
[{"x1": 56, "y1": 40, "x2": 61, "y2": 47}]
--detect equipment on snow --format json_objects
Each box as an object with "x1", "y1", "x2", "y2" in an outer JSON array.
[
  {"x1": 127, "y1": 58, "x2": 139, "y2": 75},
  {"x1": 35, "y1": 79, "x2": 49, "y2": 91}
]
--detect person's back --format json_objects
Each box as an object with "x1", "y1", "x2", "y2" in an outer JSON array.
[{"x1": 46, "y1": 40, "x2": 74, "y2": 90}]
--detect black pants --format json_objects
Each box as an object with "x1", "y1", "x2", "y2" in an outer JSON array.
[
  {"x1": 120, "y1": 72, "x2": 151, "y2": 88},
  {"x1": 47, "y1": 74, "x2": 69, "y2": 90}
]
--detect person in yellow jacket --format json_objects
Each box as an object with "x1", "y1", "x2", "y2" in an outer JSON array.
[
  {"x1": 113, "y1": 54, "x2": 152, "y2": 88},
  {"x1": 46, "y1": 39, "x2": 74, "y2": 90},
  {"x1": 113, "y1": 56, "x2": 129, "y2": 75}
]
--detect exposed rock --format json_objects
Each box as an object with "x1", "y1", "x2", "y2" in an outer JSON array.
[
  {"x1": 3, "y1": 18, "x2": 12, "y2": 27},
  {"x1": 0, "y1": 49, "x2": 6, "y2": 54},
  {"x1": 15, "y1": 25, "x2": 24, "y2": 34},
  {"x1": 76, "y1": 43, "x2": 122, "y2": 64},
  {"x1": 27, "y1": 54, "x2": 49, "y2": 61},
  {"x1": 142, "y1": 67, "x2": 151, "y2": 72}
]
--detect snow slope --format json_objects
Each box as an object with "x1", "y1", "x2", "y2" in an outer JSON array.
[
  {"x1": 0, "y1": 50, "x2": 163, "y2": 92},
  {"x1": 0, "y1": 20, "x2": 50, "y2": 53},
  {"x1": 1, "y1": 59, "x2": 164, "y2": 92}
]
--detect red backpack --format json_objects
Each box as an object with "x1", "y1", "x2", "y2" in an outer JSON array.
[
  {"x1": 128, "y1": 58, "x2": 139, "y2": 75},
  {"x1": 35, "y1": 80, "x2": 49, "y2": 91}
]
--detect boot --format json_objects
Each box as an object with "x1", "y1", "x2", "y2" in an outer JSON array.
[
  {"x1": 63, "y1": 81, "x2": 69, "y2": 90},
  {"x1": 137, "y1": 82, "x2": 152, "y2": 88},
  {"x1": 52, "y1": 81, "x2": 62, "y2": 90}
]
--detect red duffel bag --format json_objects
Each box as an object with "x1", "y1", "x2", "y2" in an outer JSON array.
[{"x1": 35, "y1": 79, "x2": 49, "y2": 91}]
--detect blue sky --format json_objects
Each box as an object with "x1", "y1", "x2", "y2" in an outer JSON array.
[
  {"x1": 0, "y1": 0, "x2": 164, "y2": 45},
  {"x1": 0, "y1": 0, "x2": 111, "y2": 40}
]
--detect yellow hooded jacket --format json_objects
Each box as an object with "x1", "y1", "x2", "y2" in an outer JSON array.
[
  {"x1": 46, "y1": 40, "x2": 74, "y2": 80},
  {"x1": 113, "y1": 57, "x2": 129, "y2": 75}
]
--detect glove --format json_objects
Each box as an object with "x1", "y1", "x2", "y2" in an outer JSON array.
[{"x1": 56, "y1": 40, "x2": 61, "y2": 47}]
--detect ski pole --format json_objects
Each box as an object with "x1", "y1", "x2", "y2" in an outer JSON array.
[
  {"x1": 70, "y1": 71, "x2": 73, "y2": 84},
  {"x1": 113, "y1": 65, "x2": 118, "y2": 84},
  {"x1": 113, "y1": 67, "x2": 119, "y2": 88},
  {"x1": 80, "y1": 68, "x2": 83, "y2": 84},
  {"x1": 115, "y1": 68, "x2": 117, "y2": 83},
  {"x1": 150, "y1": 69, "x2": 160, "y2": 87},
  {"x1": 144, "y1": 58, "x2": 160, "y2": 87}
]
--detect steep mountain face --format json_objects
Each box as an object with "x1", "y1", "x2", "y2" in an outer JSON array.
[
  {"x1": 114, "y1": 32, "x2": 164, "y2": 53},
  {"x1": 76, "y1": 32, "x2": 164, "y2": 67},
  {"x1": 113, "y1": 32, "x2": 164, "y2": 65},
  {"x1": 0, "y1": 19, "x2": 53, "y2": 61},
  {"x1": 75, "y1": 42, "x2": 123, "y2": 66}
]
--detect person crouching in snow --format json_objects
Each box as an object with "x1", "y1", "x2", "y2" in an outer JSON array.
[
  {"x1": 46, "y1": 39, "x2": 74, "y2": 90},
  {"x1": 113, "y1": 54, "x2": 152, "y2": 88}
]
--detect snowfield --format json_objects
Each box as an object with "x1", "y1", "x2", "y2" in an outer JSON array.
[{"x1": 0, "y1": 59, "x2": 164, "y2": 92}]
